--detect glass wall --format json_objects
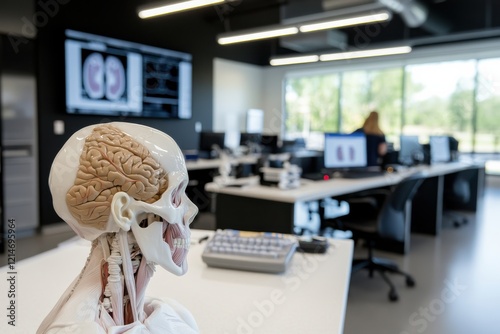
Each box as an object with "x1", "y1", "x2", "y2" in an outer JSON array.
[
  {"x1": 476, "y1": 58, "x2": 500, "y2": 153},
  {"x1": 404, "y1": 61, "x2": 475, "y2": 151},
  {"x1": 285, "y1": 74, "x2": 340, "y2": 149},
  {"x1": 340, "y1": 68, "x2": 403, "y2": 145},
  {"x1": 284, "y1": 56, "x2": 500, "y2": 155}
]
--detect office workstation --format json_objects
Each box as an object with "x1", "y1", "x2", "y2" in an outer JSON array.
[
  {"x1": 205, "y1": 132, "x2": 485, "y2": 253},
  {"x1": 1, "y1": 1, "x2": 500, "y2": 333}
]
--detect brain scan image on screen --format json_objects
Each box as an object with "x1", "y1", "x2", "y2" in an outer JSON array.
[
  {"x1": 349, "y1": 146, "x2": 355, "y2": 161},
  {"x1": 337, "y1": 146, "x2": 343, "y2": 161},
  {"x1": 105, "y1": 56, "x2": 126, "y2": 101},
  {"x1": 66, "y1": 30, "x2": 192, "y2": 119},
  {"x1": 324, "y1": 133, "x2": 367, "y2": 169},
  {"x1": 82, "y1": 52, "x2": 104, "y2": 99}
]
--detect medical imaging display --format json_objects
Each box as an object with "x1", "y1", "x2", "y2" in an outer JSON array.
[
  {"x1": 65, "y1": 29, "x2": 192, "y2": 119},
  {"x1": 324, "y1": 133, "x2": 368, "y2": 169},
  {"x1": 81, "y1": 50, "x2": 127, "y2": 102}
]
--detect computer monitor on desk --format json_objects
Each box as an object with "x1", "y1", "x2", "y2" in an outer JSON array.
[
  {"x1": 399, "y1": 135, "x2": 423, "y2": 166},
  {"x1": 240, "y1": 132, "x2": 261, "y2": 147},
  {"x1": 260, "y1": 134, "x2": 279, "y2": 154},
  {"x1": 324, "y1": 132, "x2": 367, "y2": 170},
  {"x1": 429, "y1": 135, "x2": 451, "y2": 163},
  {"x1": 198, "y1": 131, "x2": 225, "y2": 159}
]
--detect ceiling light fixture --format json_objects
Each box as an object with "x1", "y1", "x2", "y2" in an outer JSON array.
[
  {"x1": 217, "y1": 10, "x2": 392, "y2": 45},
  {"x1": 270, "y1": 55, "x2": 320, "y2": 66},
  {"x1": 218, "y1": 27, "x2": 299, "y2": 45},
  {"x1": 319, "y1": 45, "x2": 412, "y2": 61},
  {"x1": 269, "y1": 45, "x2": 412, "y2": 66},
  {"x1": 138, "y1": 0, "x2": 224, "y2": 19},
  {"x1": 299, "y1": 10, "x2": 392, "y2": 33}
]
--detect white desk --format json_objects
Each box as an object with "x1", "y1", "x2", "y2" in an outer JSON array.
[
  {"x1": 186, "y1": 155, "x2": 260, "y2": 171},
  {"x1": 0, "y1": 230, "x2": 353, "y2": 334},
  {"x1": 206, "y1": 162, "x2": 484, "y2": 253},
  {"x1": 205, "y1": 162, "x2": 476, "y2": 203}
]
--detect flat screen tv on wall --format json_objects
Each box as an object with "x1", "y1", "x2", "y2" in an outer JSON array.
[{"x1": 64, "y1": 29, "x2": 192, "y2": 119}]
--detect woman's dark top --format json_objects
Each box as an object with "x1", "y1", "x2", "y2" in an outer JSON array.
[{"x1": 353, "y1": 128, "x2": 386, "y2": 167}]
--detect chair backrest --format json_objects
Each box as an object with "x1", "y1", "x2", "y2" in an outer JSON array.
[
  {"x1": 377, "y1": 172, "x2": 426, "y2": 241},
  {"x1": 444, "y1": 169, "x2": 473, "y2": 204}
]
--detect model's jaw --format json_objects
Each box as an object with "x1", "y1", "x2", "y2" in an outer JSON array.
[
  {"x1": 133, "y1": 215, "x2": 189, "y2": 276},
  {"x1": 163, "y1": 220, "x2": 190, "y2": 267}
]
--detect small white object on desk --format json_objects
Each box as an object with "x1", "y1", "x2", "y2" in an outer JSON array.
[{"x1": 260, "y1": 162, "x2": 302, "y2": 189}]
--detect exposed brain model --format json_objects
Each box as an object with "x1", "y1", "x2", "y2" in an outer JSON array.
[{"x1": 38, "y1": 123, "x2": 199, "y2": 334}]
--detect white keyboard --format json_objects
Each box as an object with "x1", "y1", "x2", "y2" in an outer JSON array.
[{"x1": 201, "y1": 229, "x2": 297, "y2": 273}]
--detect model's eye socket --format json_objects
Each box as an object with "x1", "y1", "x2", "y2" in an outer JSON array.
[{"x1": 172, "y1": 182, "x2": 185, "y2": 208}]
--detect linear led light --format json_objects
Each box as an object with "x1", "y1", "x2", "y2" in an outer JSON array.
[
  {"x1": 217, "y1": 10, "x2": 393, "y2": 45},
  {"x1": 218, "y1": 27, "x2": 299, "y2": 45},
  {"x1": 138, "y1": 0, "x2": 224, "y2": 19},
  {"x1": 299, "y1": 10, "x2": 391, "y2": 33},
  {"x1": 270, "y1": 55, "x2": 320, "y2": 66},
  {"x1": 320, "y1": 46, "x2": 412, "y2": 62},
  {"x1": 269, "y1": 45, "x2": 412, "y2": 66}
]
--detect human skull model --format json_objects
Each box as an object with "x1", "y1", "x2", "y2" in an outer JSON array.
[{"x1": 37, "y1": 122, "x2": 199, "y2": 333}]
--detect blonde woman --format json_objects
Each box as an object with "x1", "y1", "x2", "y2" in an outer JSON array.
[{"x1": 355, "y1": 110, "x2": 387, "y2": 166}]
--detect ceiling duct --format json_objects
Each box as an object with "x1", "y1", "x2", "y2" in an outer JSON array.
[
  {"x1": 378, "y1": 0, "x2": 451, "y2": 35},
  {"x1": 279, "y1": 0, "x2": 385, "y2": 52},
  {"x1": 322, "y1": 0, "x2": 379, "y2": 11},
  {"x1": 277, "y1": 0, "x2": 451, "y2": 52},
  {"x1": 280, "y1": 29, "x2": 348, "y2": 52}
]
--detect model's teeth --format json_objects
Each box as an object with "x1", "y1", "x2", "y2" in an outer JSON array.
[{"x1": 173, "y1": 238, "x2": 190, "y2": 250}]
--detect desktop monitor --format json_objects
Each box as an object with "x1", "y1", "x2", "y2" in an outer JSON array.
[
  {"x1": 448, "y1": 136, "x2": 459, "y2": 161},
  {"x1": 260, "y1": 134, "x2": 279, "y2": 154},
  {"x1": 199, "y1": 131, "x2": 225, "y2": 152},
  {"x1": 429, "y1": 135, "x2": 451, "y2": 163},
  {"x1": 399, "y1": 135, "x2": 423, "y2": 166},
  {"x1": 240, "y1": 132, "x2": 262, "y2": 146},
  {"x1": 323, "y1": 133, "x2": 367, "y2": 169},
  {"x1": 281, "y1": 138, "x2": 307, "y2": 153}
]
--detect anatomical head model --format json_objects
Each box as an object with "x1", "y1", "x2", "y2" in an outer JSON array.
[{"x1": 37, "y1": 122, "x2": 199, "y2": 333}]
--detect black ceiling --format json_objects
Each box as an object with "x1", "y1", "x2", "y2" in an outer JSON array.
[
  {"x1": 167, "y1": 0, "x2": 500, "y2": 60},
  {"x1": 120, "y1": 0, "x2": 500, "y2": 68}
]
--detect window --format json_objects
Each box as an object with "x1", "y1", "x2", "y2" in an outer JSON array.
[
  {"x1": 476, "y1": 58, "x2": 500, "y2": 153},
  {"x1": 404, "y1": 61, "x2": 475, "y2": 151},
  {"x1": 283, "y1": 58, "x2": 499, "y2": 155},
  {"x1": 341, "y1": 68, "x2": 402, "y2": 145},
  {"x1": 285, "y1": 74, "x2": 340, "y2": 149}
]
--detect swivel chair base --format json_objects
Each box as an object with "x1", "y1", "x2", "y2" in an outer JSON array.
[
  {"x1": 352, "y1": 256, "x2": 415, "y2": 302},
  {"x1": 444, "y1": 211, "x2": 468, "y2": 228}
]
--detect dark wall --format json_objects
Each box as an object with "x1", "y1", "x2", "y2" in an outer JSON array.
[{"x1": 32, "y1": 0, "x2": 280, "y2": 226}]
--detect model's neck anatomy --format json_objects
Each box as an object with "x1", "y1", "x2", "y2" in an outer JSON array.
[{"x1": 99, "y1": 228, "x2": 155, "y2": 327}]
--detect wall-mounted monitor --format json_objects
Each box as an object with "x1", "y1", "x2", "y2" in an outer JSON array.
[
  {"x1": 65, "y1": 29, "x2": 192, "y2": 119},
  {"x1": 323, "y1": 133, "x2": 367, "y2": 169}
]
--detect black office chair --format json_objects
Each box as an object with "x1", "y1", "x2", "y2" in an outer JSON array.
[
  {"x1": 443, "y1": 168, "x2": 474, "y2": 227},
  {"x1": 324, "y1": 172, "x2": 425, "y2": 301}
]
